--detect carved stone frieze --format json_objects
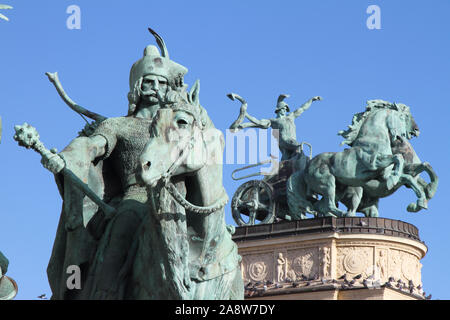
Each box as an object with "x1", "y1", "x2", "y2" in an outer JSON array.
[
  {"x1": 287, "y1": 247, "x2": 319, "y2": 280},
  {"x1": 337, "y1": 246, "x2": 373, "y2": 278},
  {"x1": 235, "y1": 218, "x2": 427, "y2": 300},
  {"x1": 242, "y1": 253, "x2": 273, "y2": 282}
]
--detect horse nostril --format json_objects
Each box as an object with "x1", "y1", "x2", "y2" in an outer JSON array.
[{"x1": 143, "y1": 161, "x2": 151, "y2": 171}]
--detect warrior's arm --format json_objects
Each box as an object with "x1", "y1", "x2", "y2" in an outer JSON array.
[
  {"x1": 290, "y1": 96, "x2": 322, "y2": 119},
  {"x1": 228, "y1": 93, "x2": 270, "y2": 130},
  {"x1": 42, "y1": 117, "x2": 122, "y2": 174},
  {"x1": 245, "y1": 113, "x2": 271, "y2": 129},
  {"x1": 42, "y1": 135, "x2": 108, "y2": 174}
]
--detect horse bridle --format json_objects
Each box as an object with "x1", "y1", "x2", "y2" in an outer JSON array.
[{"x1": 158, "y1": 125, "x2": 229, "y2": 215}]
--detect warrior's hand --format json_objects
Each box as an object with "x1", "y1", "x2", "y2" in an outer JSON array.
[
  {"x1": 14, "y1": 123, "x2": 66, "y2": 174},
  {"x1": 41, "y1": 151, "x2": 65, "y2": 174},
  {"x1": 312, "y1": 96, "x2": 322, "y2": 102},
  {"x1": 228, "y1": 93, "x2": 248, "y2": 131},
  {"x1": 15, "y1": 123, "x2": 116, "y2": 223}
]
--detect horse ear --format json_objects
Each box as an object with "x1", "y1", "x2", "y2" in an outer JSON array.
[{"x1": 189, "y1": 79, "x2": 200, "y2": 106}]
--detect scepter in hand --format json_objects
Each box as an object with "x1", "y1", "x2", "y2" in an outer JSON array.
[{"x1": 13, "y1": 123, "x2": 116, "y2": 220}]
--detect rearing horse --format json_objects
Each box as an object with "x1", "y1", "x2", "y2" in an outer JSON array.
[
  {"x1": 133, "y1": 85, "x2": 243, "y2": 299},
  {"x1": 335, "y1": 136, "x2": 438, "y2": 217},
  {"x1": 288, "y1": 100, "x2": 430, "y2": 218}
]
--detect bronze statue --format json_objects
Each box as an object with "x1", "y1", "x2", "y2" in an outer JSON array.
[
  {"x1": 229, "y1": 93, "x2": 321, "y2": 160},
  {"x1": 15, "y1": 28, "x2": 243, "y2": 300}
]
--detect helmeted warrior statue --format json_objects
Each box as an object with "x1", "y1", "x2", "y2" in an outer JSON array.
[
  {"x1": 41, "y1": 30, "x2": 189, "y2": 299},
  {"x1": 14, "y1": 28, "x2": 242, "y2": 300}
]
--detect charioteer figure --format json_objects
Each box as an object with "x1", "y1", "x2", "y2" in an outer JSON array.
[{"x1": 229, "y1": 93, "x2": 321, "y2": 161}]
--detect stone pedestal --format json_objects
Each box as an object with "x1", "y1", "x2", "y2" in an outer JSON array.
[{"x1": 232, "y1": 217, "x2": 428, "y2": 300}]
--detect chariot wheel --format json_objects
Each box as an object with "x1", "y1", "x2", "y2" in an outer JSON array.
[{"x1": 231, "y1": 180, "x2": 275, "y2": 226}]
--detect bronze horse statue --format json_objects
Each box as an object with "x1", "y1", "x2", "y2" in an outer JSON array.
[
  {"x1": 287, "y1": 100, "x2": 438, "y2": 218},
  {"x1": 134, "y1": 85, "x2": 243, "y2": 299}
]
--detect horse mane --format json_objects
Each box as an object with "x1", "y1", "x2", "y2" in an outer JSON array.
[
  {"x1": 165, "y1": 84, "x2": 210, "y2": 130},
  {"x1": 338, "y1": 99, "x2": 408, "y2": 146}
]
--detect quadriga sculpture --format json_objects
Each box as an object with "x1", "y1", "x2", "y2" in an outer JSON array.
[
  {"x1": 287, "y1": 100, "x2": 438, "y2": 218},
  {"x1": 137, "y1": 88, "x2": 243, "y2": 299}
]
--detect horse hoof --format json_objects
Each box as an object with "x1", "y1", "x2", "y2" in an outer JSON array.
[
  {"x1": 407, "y1": 203, "x2": 419, "y2": 212},
  {"x1": 320, "y1": 212, "x2": 337, "y2": 218},
  {"x1": 345, "y1": 212, "x2": 356, "y2": 217},
  {"x1": 418, "y1": 199, "x2": 428, "y2": 210}
]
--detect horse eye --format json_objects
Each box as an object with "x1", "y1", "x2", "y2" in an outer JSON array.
[{"x1": 177, "y1": 119, "x2": 188, "y2": 127}]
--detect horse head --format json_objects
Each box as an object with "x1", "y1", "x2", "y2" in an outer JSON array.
[
  {"x1": 391, "y1": 102, "x2": 420, "y2": 141},
  {"x1": 139, "y1": 108, "x2": 206, "y2": 187},
  {"x1": 139, "y1": 82, "x2": 208, "y2": 188}
]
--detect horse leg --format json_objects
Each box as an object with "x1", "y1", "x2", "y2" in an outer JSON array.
[
  {"x1": 402, "y1": 162, "x2": 437, "y2": 210},
  {"x1": 287, "y1": 172, "x2": 310, "y2": 219},
  {"x1": 360, "y1": 203, "x2": 379, "y2": 217},
  {"x1": 377, "y1": 154, "x2": 404, "y2": 190},
  {"x1": 358, "y1": 198, "x2": 379, "y2": 217},
  {"x1": 312, "y1": 174, "x2": 345, "y2": 218},
  {"x1": 347, "y1": 187, "x2": 363, "y2": 217},
  {"x1": 403, "y1": 162, "x2": 433, "y2": 199},
  {"x1": 399, "y1": 174, "x2": 428, "y2": 212},
  {"x1": 407, "y1": 162, "x2": 438, "y2": 200},
  {"x1": 337, "y1": 186, "x2": 363, "y2": 217}
]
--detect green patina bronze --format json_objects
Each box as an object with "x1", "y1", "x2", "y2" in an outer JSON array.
[
  {"x1": 287, "y1": 100, "x2": 438, "y2": 219},
  {"x1": 14, "y1": 28, "x2": 243, "y2": 300},
  {"x1": 229, "y1": 93, "x2": 321, "y2": 161},
  {"x1": 0, "y1": 251, "x2": 8, "y2": 276},
  {"x1": 0, "y1": 251, "x2": 18, "y2": 300},
  {"x1": 1, "y1": 6, "x2": 17, "y2": 299},
  {"x1": 0, "y1": 4, "x2": 12, "y2": 22},
  {"x1": 229, "y1": 97, "x2": 438, "y2": 225}
]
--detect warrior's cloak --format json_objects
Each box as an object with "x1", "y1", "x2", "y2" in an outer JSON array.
[{"x1": 47, "y1": 135, "x2": 122, "y2": 299}]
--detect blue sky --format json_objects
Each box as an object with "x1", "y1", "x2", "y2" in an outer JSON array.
[{"x1": 0, "y1": 0, "x2": 449, "y2": 300}]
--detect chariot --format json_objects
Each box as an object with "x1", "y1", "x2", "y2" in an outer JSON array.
[{"x1": 231, "y1": 143, "x2": 312, "y2": 226}]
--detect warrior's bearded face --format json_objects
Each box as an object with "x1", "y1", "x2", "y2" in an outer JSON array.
[{"x1": 140, "y1": 74, "x2": 168, "y2": 105}]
